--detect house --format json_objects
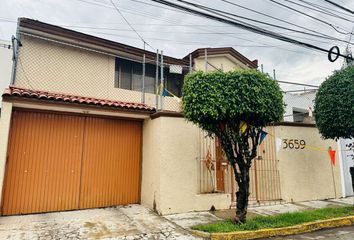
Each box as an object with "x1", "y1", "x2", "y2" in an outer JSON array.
[
  {"x1": 0, "y1": 18, "x2": 346, "y2": 217},
  {"x1": 0, "y1": 39, "x2": 12, "y2": 105},
  {"x1": 0, "y1": 18, "x2": 261, "y2": 216}
]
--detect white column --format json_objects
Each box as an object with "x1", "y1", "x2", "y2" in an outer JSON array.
[{"x1": 0, "y1": 102, "x2": 13, "y2": 202}]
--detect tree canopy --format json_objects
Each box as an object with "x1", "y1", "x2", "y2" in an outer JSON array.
[
  {"x1": 182, "y1": 69, "x2": 284, "y2": 223},
  {"x1": 314, "y1": 66, "x2": 354, "y2": 140},
  {"x1": 182, "y1": 70, "x2": 284, "y2": 134}
]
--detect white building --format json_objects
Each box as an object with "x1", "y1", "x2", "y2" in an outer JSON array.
[
  {"x1": 283, "y1": 91, "x2": 316, "y2": 123},
  {"x1": 0, "y1": 40, "x2": 12, "y2": 105}
]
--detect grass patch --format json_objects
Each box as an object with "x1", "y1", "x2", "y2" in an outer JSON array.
[{"x1": 192, "y1": 206, "x2": 354, "y2": 233}]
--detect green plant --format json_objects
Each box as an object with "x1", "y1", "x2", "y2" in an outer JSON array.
[
  {"x1": 182, "y1": 70, "x2": 284, "y2": 223},
  {"x1": 192, "y1": 206, "x2": 354, "y2": 232},
  {"x1": 314, "y1": 66, "x2": 354, "y2": 140}
]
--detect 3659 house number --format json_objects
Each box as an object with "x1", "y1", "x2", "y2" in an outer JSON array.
[{"x1": 282, "y1": 139, "x2": 306, "y2": 149}]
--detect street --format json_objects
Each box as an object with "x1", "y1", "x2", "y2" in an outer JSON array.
[{"x1": 262, "y1": 225, "x2": 354, "y2": 240}]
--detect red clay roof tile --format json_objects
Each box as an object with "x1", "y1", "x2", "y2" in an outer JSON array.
[{"x1": 3, "y1": 86, "x2": 155, "y2": 112}]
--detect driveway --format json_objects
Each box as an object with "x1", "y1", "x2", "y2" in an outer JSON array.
[{"x1": 0, "y1": 205, "x2": 200, "y2": 239}]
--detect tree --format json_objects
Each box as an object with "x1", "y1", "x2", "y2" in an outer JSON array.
[
  {"x1": 314, "y1": 66, "x2": 354, "y2": 140},
  {"x1": 182, "y1": 70, "x2": 284, "y2": 223}
]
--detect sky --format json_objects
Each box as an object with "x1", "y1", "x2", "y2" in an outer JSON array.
[{"x1": 0, "y1": 0, "x2": 354, "y2": 92}]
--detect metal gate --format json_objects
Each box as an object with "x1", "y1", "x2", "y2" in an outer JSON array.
[
  {"x1": 1, "y1": 110, "x2": 142, "y2": 215},
  {"x1": 198, "y1": 127, "x2": 282, "y2": 204}
]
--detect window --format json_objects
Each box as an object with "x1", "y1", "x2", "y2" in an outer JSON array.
[
  {"x1": 114, "y1": 57, "x2": 184, "y2": 96},
  {"x1": 115, "y1": 58, "x2": 156, "y2": 94}
]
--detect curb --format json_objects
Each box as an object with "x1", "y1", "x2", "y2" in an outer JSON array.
[{"x1": 191, "y1": 215, "x2": 354, "y2": 240}]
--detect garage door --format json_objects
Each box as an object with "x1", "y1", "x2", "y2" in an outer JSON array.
[{"x1": 1, "y1": 110, "x2": 142, "y2": 215}]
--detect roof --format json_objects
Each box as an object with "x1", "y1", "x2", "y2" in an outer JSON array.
[
  {"x1": 3, "y1": 86, "x2": 155, "y2": 112},
  {"x1": 185, "y1": 47, "x2": 258, "y2": 69},
  {"x1": 18, "y1": 18, "x2": 188, "y2": 66}
]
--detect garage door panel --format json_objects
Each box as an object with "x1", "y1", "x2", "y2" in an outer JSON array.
[
  {"x1": 79, "y1": 117, "x2": 142, "y2": 209},
  {"x1": 2, "y1": 111, "x2": 85, "y2": 215},
  {"x1": 2, "y1": 111, "x2": 142, "y2": 215}
]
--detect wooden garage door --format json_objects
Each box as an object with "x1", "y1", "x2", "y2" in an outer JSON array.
[{"x1": 1, "y1": 110, "x2": 142, "y2": 215}]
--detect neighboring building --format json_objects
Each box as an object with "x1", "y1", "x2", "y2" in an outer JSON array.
[
  {"x1": 186, "y1": 47, "x2": 258, "y2": 72},
  {"x1": 283, "y1": 91, "x2": 316, "y2": 123},
  {"x1": 0, "y1": 40, "x2": 12, "y2": 106},
  {"x1": 0, "y1": 18, "x2": 345, "y2": 217}
]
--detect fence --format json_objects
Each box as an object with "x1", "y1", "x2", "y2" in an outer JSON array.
[
  {"x1": 198, "y1": 127, "x2": 282, "y2": 204},
  {"x1": 13, "y1": 32, "x2": 190, "y2": 112}
]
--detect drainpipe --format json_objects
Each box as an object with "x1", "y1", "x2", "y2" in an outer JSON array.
[{"x1": 10, "y1": 19, "x2": 21, "y2": 86}]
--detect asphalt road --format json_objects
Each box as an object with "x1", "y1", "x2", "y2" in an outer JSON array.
[{"x1": 260, "y1": 225, "x2": 354, "y2": 240}]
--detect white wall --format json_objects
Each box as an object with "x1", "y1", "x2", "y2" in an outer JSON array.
[
  {"x1": 283, "y1": 92, "x2": 316, "y2": 122},
  {"x1": 275, "y1": 125, "x2": 342, "y2": 202},
  {"x1": 339, "y1": 138, "x2": 354, "y2": 197},
  {"x1": 141, "y1": 116, "x2": 231, "y2": 215},
  {"x1": 0, "y1": 40, "x2": 12, "y2": 105}
]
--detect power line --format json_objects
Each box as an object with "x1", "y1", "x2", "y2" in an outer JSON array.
[
  {"x1": 268, "y1": 0, "x2": 351, "y2": 35},
  {"x1": 322, "y1": 0, "x2": 354, "y2": 15},
  {"x1": 172, "y1": 0, "x2": 354, "y2": 47},
  {"x1": 108, "y1": 0, "x2": 154, "y2": 50},
  {"x1": 282, "y1": 0, "x2": 354, "y2": 23},
  {"x1": 219, "y1": 0, "x2": 348, "y2": 39},
  {"x1": 71, "y1": 0, "x2": 354, "y2": 48},
  {"x1": 149, "y1": 0, "x2": 353, "y2": 60},
  {"x1": 299, "y1": 0, "x2": 354, "y2": 18}
]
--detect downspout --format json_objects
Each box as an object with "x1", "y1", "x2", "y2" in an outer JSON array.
[{"x1": 10, "y1": 19, "x2": 21, "y2": 86}]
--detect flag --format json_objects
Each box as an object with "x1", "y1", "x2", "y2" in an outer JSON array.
[
  {"x1": 259, "y1": 130, "x2": 268, "y2": 144},
  {"x1": 240, "y1": 121, "x2": 247, "y2": 134},
  {"x1": 162, "y1": 88, "x2": 167, "y2": 97},
  {"x1": 328, "y1": 150, "x2": 336, "y2": 166}
]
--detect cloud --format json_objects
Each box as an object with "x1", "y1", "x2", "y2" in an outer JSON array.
[{"x1": 0, "y1": 0, "x2": 353, "y2": 91}]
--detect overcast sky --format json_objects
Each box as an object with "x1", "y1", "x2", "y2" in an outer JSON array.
[{"x1": 1, "y1": 0, "x2": 354, "y2": 91}]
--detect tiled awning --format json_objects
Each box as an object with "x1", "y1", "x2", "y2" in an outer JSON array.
[{"x1": 3, "y1": 86, "x2": 155, "y2": 112}]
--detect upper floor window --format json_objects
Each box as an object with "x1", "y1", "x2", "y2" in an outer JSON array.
[
  {"x1": 114, "y1": 57, "x2": 184, "y2": 97},
  {"x1": 115, "y1": 58, "x2": 155, "y2": 94}
]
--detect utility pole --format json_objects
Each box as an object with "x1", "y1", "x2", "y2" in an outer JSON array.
[
  {"x1": 273, "y1": 69, "x2": 276, "y2": 80},
  {"x1": 204, "y1": 48, "x2": 208, "y2": 72},
  {"x1": 261, "y1": 64, "x2": 264, "y2": 73}
]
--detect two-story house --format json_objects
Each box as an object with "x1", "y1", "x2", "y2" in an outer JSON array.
[{"x1": 0, "y1": 18, "x2": 275, "y2": 216}]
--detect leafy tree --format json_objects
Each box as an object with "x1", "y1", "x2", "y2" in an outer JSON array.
[
  {"x1": 314, "y1": 66, "x2": 354, "y2": 140},
  {"x1": 182, "y1": 70, "x2": 284, "y2": 223}
]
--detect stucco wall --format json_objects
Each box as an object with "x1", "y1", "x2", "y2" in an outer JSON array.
[
  {"x1": 15, "y1": 35, "x2": 180, "y2": 112},
  {"x1": 141, "y1": 116, "x2": 231, "y2": 215},
  {"x1": 194, "y1": 55, "x2": 250, "y2": 72},
  {"x1": 0, "y1": 40, "x2": 12, "y2": 105},
  {"x1": 0, "y1": 102, "x2": 13, "y2": 202},
  {"x1": 275, "y1": 125, "x2": 342, "y2": 202}
]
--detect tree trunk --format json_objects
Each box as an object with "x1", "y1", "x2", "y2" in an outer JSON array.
[{"x1": 234, "y1": 168, "x2": 250, "y2": 224}]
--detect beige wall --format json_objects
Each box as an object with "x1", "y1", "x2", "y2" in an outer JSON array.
[
  {"x1": 141, "y1": 116, "x2": 231, "y2": 215},
  {"x1": 0, "y1": 101, "x2": 13, "y2": 202},
  {"x1": 194, "y1": 55, "x2": 251, "y2": 72},
  {"x1": 275, "y1": 125, "x2": 342, "y2": 202},
  {"x1": 15, "y1": 35, "x2": 181, "y2": 112}
]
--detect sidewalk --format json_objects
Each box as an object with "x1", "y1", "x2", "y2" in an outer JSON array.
[{"x1": 164, "y1": 196, "x2": 354, "y2": 229}]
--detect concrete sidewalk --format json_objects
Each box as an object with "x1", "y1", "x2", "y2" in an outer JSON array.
[
  {"x1": 165, "y1": 196, "x2": 354, "y2": 229},
  {"x1": 0, "y1": 205, "x2": 200, "y2": 240}
]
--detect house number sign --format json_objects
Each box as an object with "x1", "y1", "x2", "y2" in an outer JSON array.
[{"x1": 282, "y1": 139, "x2": 306, "y2": 149}]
